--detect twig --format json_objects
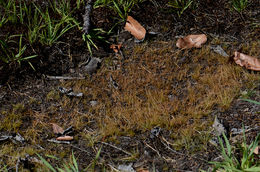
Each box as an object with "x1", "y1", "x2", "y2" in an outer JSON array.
[
  {"x1": 139, "y1": 64, "x2": 152, "y2": 73},
  {"x1": 108, "y1": 164, "x2": 120, "y2": 172},
  {"x1": 82, "y1": 0, "x2": 93, "y2": 34},
  {"x1": 15, "y1": 157, "x2": 20, "y2": 172},
  {"x1": 99, "y1": 141, "x2": 132, "y2": 156},
  {"x1": 45, "y1": 75, "x2": 85, "y2": 80},
  {"x1": 47, "y1": 139, "x2": 70, "y2": 144},
  {"x1": 70, "y1": 145, "x2": 92, "y2": 156},
  {"x1": 161, "y1": 136, "x2": 207, "y2": 162},
  {"x1": 161, "y1": 136, "x2": 184, "y2": 156},
  {"x1": 143, "y1": 141, "x2": 161, "y2": 157}
]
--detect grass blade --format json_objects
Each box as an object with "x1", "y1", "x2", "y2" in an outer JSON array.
[
  {"x1": 240, "y1": 98, "x2": 260, "y2": 105},
  {"x1": 37, "y1": 153, "x2": 57, "y2": 172}
]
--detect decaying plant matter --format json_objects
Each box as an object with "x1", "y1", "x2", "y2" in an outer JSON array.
[
  {"x1": 233, "y1": 51, "x2": 260, "y2": 71},
  {"x1": 176, "y1": 34, "x2": 207, "y2": 49},
  {"x1": 124, "y1": 16, "x2": 146, "y2": 40}
]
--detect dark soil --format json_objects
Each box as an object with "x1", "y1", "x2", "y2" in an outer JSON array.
[{"x1": 0, "y1": 0, "x2": 259, "y2": 171}]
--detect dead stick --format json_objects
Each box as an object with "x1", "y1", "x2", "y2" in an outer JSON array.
[
  {"x1": 45, "y1": 75, "x2": 85, "y2": 80},
  {"x1": 99, "y1": 141, "x2": 132, "y2": 156}
]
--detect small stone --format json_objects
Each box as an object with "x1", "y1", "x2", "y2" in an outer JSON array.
[
  {"x1": 244, "y1": 108, "x2": 249, "y2": 112},
  {"x1": 83, "y1": 57, "x2": 101, "y2": 74},
  {"x1": 118, "y1": 163, "x2": 135, "y2": 172},
  {"x1": 210, "y1": 45, "x2": 228, "y2": 57},
  {"x1": 150, "y1": 127, "x2": 161, "y2": 138},
  {"x1": 212, "y1": 117, "x2": 226, "y2": 136},
  {"x1": 90, "y1": 100, "x2": 98, "y2": 107}
]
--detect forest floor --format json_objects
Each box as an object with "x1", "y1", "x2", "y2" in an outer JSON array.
[{"x1": 0, "y1": 0, "x2": 259, "y2": 171}]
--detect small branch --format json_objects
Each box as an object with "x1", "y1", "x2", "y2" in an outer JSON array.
[
  {"x1": 143, "y1": 141, "x2": 161, "y2": 157},
  {"x1": 82, "y1": 0, "x2": 93, "y2": 34},
  {"x1": 47, "y1": 139, "x2": 71, "y2": 144},
  {"x1": 45, "y1": 75, "x2": 85, "y2": 80},
  {"x1": 70, "y1": 145, "x2": 92, "y2": 156},
  {"x1": 161, "y1": 136, "x2": 207, "y2": 163},
  {"x1": 161, "y1": 136, "x2": 184, "y2": 156},
  {"x1": 108, "y1": 164, "x2": 120, "y2": 172},
  {"x1": 15, "y1": 157, "x2": 20, "y2": 172},
  {"x1": 99, "y1": 141, "x2": 132, "y2": 156}
]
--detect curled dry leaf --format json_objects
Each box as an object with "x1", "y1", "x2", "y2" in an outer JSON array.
[
  {"x1": 56, "y1": 135, "x2": 74, "y2": 141},
  {"x1": 176, "y1": 34, "x2": 207, "y2": 49},
  {"x1": 124, "y1": 16, "x2": 146, "y2": 40},
  {"x1": 51, "y1": 123, "x2": 64, "y2": 134},
  {"x1": 110, "y1": 44, "x2": 122, "y2": 53},
  {"x1": 233, "y1": 51, "x2": 260, "y2": 71}
]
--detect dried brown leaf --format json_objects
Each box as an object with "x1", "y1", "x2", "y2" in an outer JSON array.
[
  {"x1": 51, "y1": 123, "x2": 64, "y2": 134},
  {"x1": 56, "y1": 136, "x2": 74, "y2": 141},
  {"x1": 233, "y1": 51, "x2": 260, "y2": 71},
  {"x1": 110, "y1": 44, "x2": 122, "y2": 53},
  {"x1": 253, "y1": 146, "x2": 259, "y2": 155},
  {"x1": 124, "y1": 16, "x2": 146, "y2": 40},
  {"x1": 176, "y1": 34, "x2": 207, "y2": 49},
  {"x1": 137, "y1": 169, "x2": 149, "y2": 172}
]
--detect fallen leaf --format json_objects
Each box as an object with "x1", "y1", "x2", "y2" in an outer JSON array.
[
  {"x1": 51, "y1": 123, "x2": 64, "y2": 134},
  {"x1": 233, "y1": 51, "x2": 260, "y2": 71},
  {"x1": 124, "y1": 16, "x2": 146, "y2": 40},
  {"x1": 137, "y1": 169, "x2": 149, "y2": 172},
  {"x1": 56, "y1": 136, "x2": 74, "y2": 141},
  {"x1": 110, "y1": 44, "x2": 122, "y2": 53},
  {"x1": 176, "y1": 34, "x2": 207, "y2": 49},
  {"x1": 253, "y1": 146, "x2": 258, "y2": 155}
]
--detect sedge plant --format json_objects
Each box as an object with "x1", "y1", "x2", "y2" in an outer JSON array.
[
  {"x1": 24, "y1": 3, "x2": 44, "y2": 45},
  {"x1": 38, "y1": 147, "x2": 103, "y2": 172},
  {"x1": 168, "y1": 0, "x2": 193, "y2": 17},
  {"x1": 210, "y1": 132, "x2": 260, "y2": 172},
  {"x1": 82, "y1": 28, "x2": 109, "y2": 56},
  {"x1": 231, "y1": 0, "x2": 248, "y2": 13},
  {"x1": 37, "y1": 151, "x2": 79, "y2": 172},
  {"x1": 94, "y1": 0, "x2": 143, "y2": 33},
  {"x1": 0, "y1": 0, "x2": 17, "y2": 24},
  {"x1": 34, "y1": 5, "x2": 76, "y2": 46},
  {"x1": 0, "y1": 34, "x2": 37, "y2": 69}
]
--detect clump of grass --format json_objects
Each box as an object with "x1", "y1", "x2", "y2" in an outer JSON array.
[
  {"x1": 0, "y1": 34, "x2": 37, "y2": 69},
  {"x1": 94, "y1": 0, "x2": 144, "y2": 33},
  {"x1": 209, "y1": 132, "x2": 260, "y2": 172},
  {"x1": 0, "y1": 104, "x2": 26, "y2": 132},
  {"x1": 37, "y1": 151, "x2": 79, "y2": 172},
  {"x1": 231, "y1": 0, "x2": 248, "y2": 13},
  {"x1": 38, "y1": 148, "x2": 103, "y2": 172},
  {"x1": 168, "y1": 0, "x2": 193, "y2": 17},
  {"x1": 68, "y1": 40, "x2": 259, "y2": 146}
]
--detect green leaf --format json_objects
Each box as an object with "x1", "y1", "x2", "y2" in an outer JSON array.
[
  {"x1": 37, "y1": 153, "x2": 57, "y2": 172},
  {"x1": 240, "y1": 98, "x2": 260, "y2": 105},
  {"x1": 244, "y1": 166, "x2": 260, "y2": 172},
  {"x1": 72, "y1": 151, "x2": 79, "y2": 172}
]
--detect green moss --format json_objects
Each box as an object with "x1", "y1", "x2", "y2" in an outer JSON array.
[
  {"x1": 0, "y1": 111, "x2": 24, "y2": 132},
  {"x1": 29, "y1": 97, "x2": 41, "y2": 105},
  {"x1": 12, "y1": 103, "x2": 25, "y2": 112},
  {"x1": 46, "y1": 90, "x2": 60, "y2": 101}
]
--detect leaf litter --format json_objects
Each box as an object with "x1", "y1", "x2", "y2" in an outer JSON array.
[
  {"x1": 124, "y1": 16, "x2": 146, "y2": 41},
  {"x1": 0, "y1": 0, "x2": 260, "y2": 171},
  {"x1": 176, "y1": 34, "x2": 207, "y2": 49},
  {"x1": 232, "y1": 51, "x2": 260, "y2": 71}
]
